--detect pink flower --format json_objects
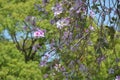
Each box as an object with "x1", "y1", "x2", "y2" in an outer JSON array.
[
  {"x1": 115, "y1": 76, "x2": 120, "y2": 80},
  {"x1": 89, "y1": 26, "x2": 94, "y2": 31},
  {"x1": 40, "y1": 60, "x2": 47, "y2": 67},
  {"x1": 85, "y1": 29, "x2": 89, "y2": 33},
  {"x1": 56, "y1": 18, "x2": 70, "y2": 29},
  {"x1": 34, "y1": 30, "x2": 45, "y2": 38},
  {"x1": 90, "y1": 10, "x2": 95, "y2": 18},
  {"x1": 52, "y1": 3, "x2": 63, "y2": 16}
]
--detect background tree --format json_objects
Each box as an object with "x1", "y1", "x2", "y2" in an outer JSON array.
[
  {"x1": 38, "y1": 0, "x2": 120, "y2": 80},
  {"x1": 0, "y1": 0, "x2": 56, "y2": 62}
]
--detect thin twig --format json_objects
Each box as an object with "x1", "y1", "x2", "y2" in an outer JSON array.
[{"x1": 71, "y1": 33, "x2": 89, "y2": 49}]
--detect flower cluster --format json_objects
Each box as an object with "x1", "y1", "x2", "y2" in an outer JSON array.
[
  {"x1": 115, "y1": 76, "x2": 120, "y2": 80},
  {"x1": 54, "y1": 63, "x2": 65, "y2": 72},
  {"x1": 90, "y1": 10, "x2": 95, "y2": 18},
  {"x1": 89, "y1": 25, "x2": 94, "y2": 31},
  {"x1": 97, "y1": 55, "x2": 106, "y2": 64},
  {"x1": 62, "y1": 31, "x2": 72, "y2": 39},
  {"x1": 40, "y1": 54, "x2": 50, "y2": 67},
  {"x1": 34, "y1": 29, "x2": 45, "y2": 38},
  {"x1": 52, "y1": 3, "x2": 63, "y2": 16},
  {"x1": 85, "y1": 25, "x2": 95, "y2": 33},
  {"x1": 56, "y1": 18, "x2": 70, "y2": 29}
]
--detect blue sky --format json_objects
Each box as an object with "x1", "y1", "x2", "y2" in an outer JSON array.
[
  {"x1": 2, "y1": 29, "x2": 11, "y2": 40},
  {"x1": 89, "y1": 0, "x2": 117, "y2": 26}
]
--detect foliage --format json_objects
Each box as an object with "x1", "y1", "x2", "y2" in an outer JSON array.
[{"x1": 0, "y1": 41, "x2": 43, "y2": 80}]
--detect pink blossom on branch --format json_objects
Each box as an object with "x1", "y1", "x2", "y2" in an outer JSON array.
[
  {"x1": 115, "y1": 76, "x2": 120, "y2": 80},
  {"x1": 90, "y1": 10, "x2": 95, "y2": 18},
  {"x1": 56, "y1": 18, "x2": 70, "y2": 29},
  {"x1": 33, "y1": 29, "x2": 45, "y2": 38},
  {"x1": 89, "y1": 25, "x2": 94, "y2": 31},
  {"x1": 52, "y1": 3, "x2": 63, "y2": 16}
]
